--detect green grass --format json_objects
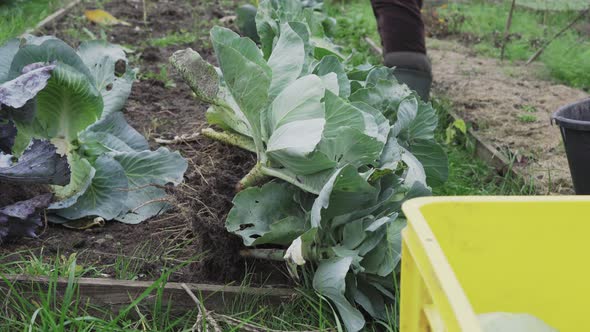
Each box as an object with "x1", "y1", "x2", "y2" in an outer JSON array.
[
  {"x1": 438, "y1": 1, "x2": 590, "y2": 90},
  {"x1": 0, "y1": 0, "x2": 66, "y2": 45},
  {"x1": 139, "y1": 63, "x2": 176, "y2": 88},
  {"x1": 517, "y1": 113, "x2": 538, "y2": 122},
  {"x1": 324, "y1": 0, "x2": 382, "y2": 66},
  {"x1": 0, "y1": 254, "x2": 347, "y2": 332},
  {"x1": 0, "y1": 259, "x2": 201, "y2": 332},
  {"x1": 147, "y1": 31, "x2": 197, "y2": 47},
  {"x1": 433, "y1": 98, "x2": 535, "y2": 196},
  {"x1": 516, "y1": 0, "x2": 589, "y2": 11}
]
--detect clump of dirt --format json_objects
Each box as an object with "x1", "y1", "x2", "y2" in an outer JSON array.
[{"x1": 0, "y1": 0, "x2": 288, "y2": 285}]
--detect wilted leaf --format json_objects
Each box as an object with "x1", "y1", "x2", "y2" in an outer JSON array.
[
  {"x1": 169, "y1": 48, "x2": 219, "y2": 104},
  {"x1": 85, "y1": 9, "x2": 131, "y2": 26}
]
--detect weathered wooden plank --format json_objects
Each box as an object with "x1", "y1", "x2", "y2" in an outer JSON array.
[{"x1": 2, "y1": 275, "x2": 297, "y2": 314}]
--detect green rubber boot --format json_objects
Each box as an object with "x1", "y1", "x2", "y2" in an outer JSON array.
[{"x1": 384, "y1": 52, "x2": 432, "y2": 102}]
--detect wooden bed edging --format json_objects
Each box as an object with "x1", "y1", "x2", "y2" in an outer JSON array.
[{"x1": 1, "y1": 275, "x2": 298, "y2": 314}]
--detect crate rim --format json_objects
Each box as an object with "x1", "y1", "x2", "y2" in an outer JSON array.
[{"x1": 401, "y1": 195, "x2": 590, "y2": 331}]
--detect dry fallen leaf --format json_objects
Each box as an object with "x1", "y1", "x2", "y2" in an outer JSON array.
[
  {"x1": 84, "y1": 9, "x2": 131, "y2": 26},
  {"x1": 219, "y1": 15, "x2": 236, "y2": 24}
]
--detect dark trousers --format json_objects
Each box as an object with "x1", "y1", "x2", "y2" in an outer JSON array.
[{"x1": 370, "y1": 0, "x2": 426, "y2": 54}]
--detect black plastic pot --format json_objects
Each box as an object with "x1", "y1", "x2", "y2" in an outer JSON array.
[{"x1": 552, "y1": 98, "x2": 590, "y2": 194}]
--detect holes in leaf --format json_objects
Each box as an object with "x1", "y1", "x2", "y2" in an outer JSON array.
[
  {"x1": 114, "y1": 59, "x2": 126, "y2": 77},
  {"x1": 250, "y1": 234, "x2": 261, "y2": 239},
  {"x1": 106, "y1": 83, "x2": 113, "y2": 91},
  {"x1": 255, "y1": 200, "x2": 260, "y2": 204},
  {"x1": 239, "y1": 223, "x2": 255, "y2": 230}
]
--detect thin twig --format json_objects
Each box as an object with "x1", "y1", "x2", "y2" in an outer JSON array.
[
  {"x1": 500, "y1": 0, "x2": 517, "y2": 61},
  {"x1": 38, "y1": 210, "x2": 49, "y2": 237},
  {"x1": 181, "y1": 283, "x2": 222, "y2": 332},
  {"x1": 364, "y1": 36, "x2": 383, "y2": 55},
  {"x1": 130, "y1": 197, "x2": 171, "y2": 213},
  {"x1": 526, "y1": 8, "x2": 589, "y2": 65},
  {"x1": 155, "y1": 132, "x2": 200, "y2": 144},
  {"x1": 214, "y1": 313, "x2": 335, "y2": 332},
  {"x1": 119, "y1": 183, "x2": 168, "y2": 192},
  {"x1": 142, "y1": 0, "x2": 148, "y2": 26}
]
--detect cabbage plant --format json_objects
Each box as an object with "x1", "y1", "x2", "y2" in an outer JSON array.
[
  {"x1": 171, "y1": 0, "x2": 448, "y2": 329},
  {"x1": 172, "y1": 12, "x2": 447, "y2": 332},
  {"x1": 0, "y1": 61, "x2": 69, "y2": 241},
  {"x1": 0, "y1": 36, "x2": 187, "y2": 226}
]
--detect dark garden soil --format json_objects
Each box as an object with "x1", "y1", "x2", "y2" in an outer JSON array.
[{"x1": 0, "y1": 0, "x2": 290, "y2": 285}]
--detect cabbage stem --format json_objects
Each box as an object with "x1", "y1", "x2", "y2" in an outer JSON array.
[
  {"x1": 236, "y1": 163, "x2": 270, "y2": 191},
  {"x1": 239, "y1": 249, "x2": 286, "y2": 261},
  {"x1": 201, "y1": 128, "x2": 256, "y2": 153}
]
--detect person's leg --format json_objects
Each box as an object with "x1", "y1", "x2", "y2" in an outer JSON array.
[
  {"x1": 370, "y1": 0, "x2": 432, "y2": 101},
  {"x1": 371, "y1": 0, "x2": 425, "y2": 54}
]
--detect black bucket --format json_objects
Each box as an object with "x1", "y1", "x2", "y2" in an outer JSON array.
[{"x1": 552, "y1": 98, "x2": 590, "y2": 194}]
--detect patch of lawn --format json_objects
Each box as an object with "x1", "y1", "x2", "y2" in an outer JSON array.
[
  {"x1": 0, "y1": 0, "x2": 66, "y2": 44},
  {"x1": 324, "y1": 0, "x2": 382, "y2": 66},
  {"x1": 438, "y1": 0, "x2": 590, "y2": 90},
  {"x1": 147, "y1": 31, "x2": 197, "y2": 47}
]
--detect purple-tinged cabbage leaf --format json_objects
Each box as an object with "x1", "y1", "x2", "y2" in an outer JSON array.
[
  {"x1": 0, "y1": 193, "x2": 52, "y2": 241},
  {"x1": 0, "y1": 36, "x2": 187, "y2": 227},
  {"x1": 0, "y1": 139, "x2": 70, "y2": 185},
  {"x1": 0, "y1": 63, "x2": 55, "y2": 108}
]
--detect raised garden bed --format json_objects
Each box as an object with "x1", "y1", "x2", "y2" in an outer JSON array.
[{"x1": 1, "y1": 0, "x2": 284, "y2": 287}]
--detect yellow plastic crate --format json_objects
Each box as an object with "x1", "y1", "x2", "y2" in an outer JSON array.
[{"x1": 400, "y1": 196, "x2": 590, "y2": 332}]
